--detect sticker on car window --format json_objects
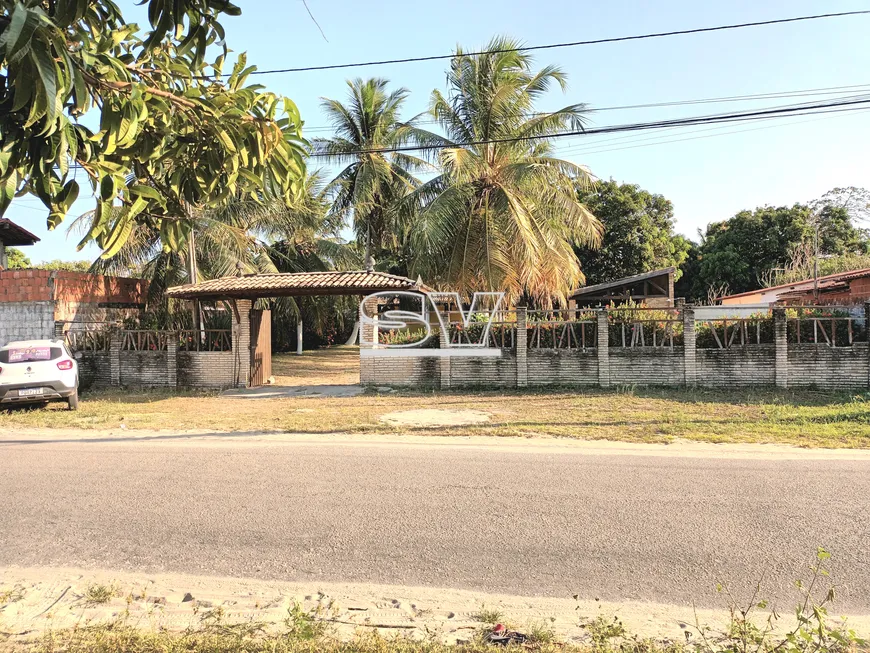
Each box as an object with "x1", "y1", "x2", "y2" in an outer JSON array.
[{"x1": 8, "y1": 347, "x2": 52, "y2": 363}]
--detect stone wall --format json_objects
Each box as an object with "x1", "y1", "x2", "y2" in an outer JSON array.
[
  {"x1": 696, "y1": 346, "x2": 776, "y2": 387},
  {"x1": 609, "y1": 348, "x2": 684, "y2": 386},
  {"x1": 787, "y1": 343, "x2": 869, "y2": 391},
  {"x1": 360, "y1": 306, "x2": 870, "y2": 391},
  {"x1": 0, "y1": 301, "x2": 55, "y2": 343},
  {"x1": 177, "y1": 351, "x2": 237, "y2": 388},
  {"x1": 359, "y1": 355, "x2": 439, "y2": 388},
  {"x1": 528, "y1": 350, "x2": 598, "y2": 386},
  {"x1": 119, "y1": 351, "x2": 174, "y2": 388}
]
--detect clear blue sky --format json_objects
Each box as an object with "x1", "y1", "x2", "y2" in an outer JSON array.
[{"x1": 9, "y1": 0, "x2": 870, "y2": 263}]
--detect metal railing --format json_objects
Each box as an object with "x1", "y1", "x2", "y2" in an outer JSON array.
[{"x1": 527, "y1": 310, "x2": 596, "y2": 350}]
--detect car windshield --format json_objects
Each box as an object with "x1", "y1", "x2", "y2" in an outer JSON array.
[{"x1": 0, "y1": 347, "x2": 60, "y2": 364}]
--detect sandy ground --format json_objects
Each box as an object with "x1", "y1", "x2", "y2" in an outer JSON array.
[
  {"x1": 4, "y1": 567, "x2": 867, "y2": 646},
  {"x1": 379, "y1": 409, "x2": 492, "y2": 427}
]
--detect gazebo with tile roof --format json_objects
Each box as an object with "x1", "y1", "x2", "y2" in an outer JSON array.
[{"x1": 166, "y1": 270, "x2": 426, "y2": 387}]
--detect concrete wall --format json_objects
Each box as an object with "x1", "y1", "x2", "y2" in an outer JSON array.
[
  {"x1": 360, "y1": 307, "x2": 870, "y2": 391},
  {"x1": 0, "y1": 301, "x2": 55, "y2": 344},
  {"x1": 76, "y1": 331, "x2": 235, "y2": 389}
]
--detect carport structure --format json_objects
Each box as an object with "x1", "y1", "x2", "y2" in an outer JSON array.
[{"x1": 166, "y1": 270, "x2": 424, "y2": 387}]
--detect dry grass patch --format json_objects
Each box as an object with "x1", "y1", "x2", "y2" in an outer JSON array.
[
  {"x1": 272, "y1": 347, "x2": 360, "y2": 386},
  {"x1": 1, "y1": 383, "x2": 869, "y2": 448}
]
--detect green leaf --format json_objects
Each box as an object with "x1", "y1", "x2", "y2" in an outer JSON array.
[
  {"x1": 0, "y1": 4, "x2": 43, "y2": 63},
  {"x1": 100, "y1": 175, "x2": 116, "y2": 201},
  {"x1": 130, "y1": 184, "x2": 164, "y2": 203}
]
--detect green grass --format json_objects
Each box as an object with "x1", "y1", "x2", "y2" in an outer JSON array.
[{"x1": 2, "y1": 385, "x2": 870, "y2": 448}]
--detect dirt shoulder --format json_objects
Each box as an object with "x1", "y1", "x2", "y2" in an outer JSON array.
[
  {"x1": 3, "y1": 567, "x2": 868, "y2": 645},
  {"x1": 4, "y1": 428, "x2": 870, "y2": 462}
]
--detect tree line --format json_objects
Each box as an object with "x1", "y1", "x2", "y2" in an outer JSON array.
[{"x1": 4, "y1": 2, "x2": 869, "y2": 338}]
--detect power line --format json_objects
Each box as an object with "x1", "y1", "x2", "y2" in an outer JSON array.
[
  {"x1": 555, "y1": 107, "x2": 870, "y2": 157},
  {"x1": 246, "y1": 10, "x2": 870, "y2": 76},
  {"x1": 308, "y1": 96, "x2": 870, "y2": 157},
  {"x1": 551, "y1": 91, "x2": 870, "y2": 154},
  {"x1": 300, "y1": 82, "x2": 870, "y2": 134}
]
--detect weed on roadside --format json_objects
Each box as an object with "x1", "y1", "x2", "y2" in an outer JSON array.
[
  {"x1": 471, "y1": 606, "x2": 503, "y2": 625},
  {"x1": 0, "y1": 586, "x2": 25, "y2": 606},
  {"x1": 82, "y1": 584, "x2": 115, "y2": 606}
]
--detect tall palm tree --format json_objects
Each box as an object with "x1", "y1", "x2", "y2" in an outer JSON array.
[
  {"x1": 313, "y1": 78, "x2": 428, "y2": 271},
  {"x1": 408, "y1": 36, "x2": 601, "y2": 305}
]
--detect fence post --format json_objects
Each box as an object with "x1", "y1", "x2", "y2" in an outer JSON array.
[
  {"x1": 773, "y1": 308, "x2": 788, "y2": 389},
  {"x1": 439, "y1": 326, "x2": 451, "y2": 390},
  {"x1": 597, "y1": 309, "x2": 610, "y2": 388},
  {"x1": 167, "y1": 335, "x2": 178, "y2": 389},
  {"x1": 109, "y1": 330, "x2": 121, "y2": 386},
  {"x1": 516, "y1": 306, "x2": 528, "y2": 388},
  {"x1": 683, "y1": 306, "x2": 697, "y2": 388}
]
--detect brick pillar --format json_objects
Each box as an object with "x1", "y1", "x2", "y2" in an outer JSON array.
[
  {"x1": 232, "y1": 300, "x2": 252, "y2": 388},
  {"x1": 359, "y1": 296, "x2": 380, "y2": 348},
  {"x1": 683, "y1": 306, "x2": 696, "y2": 387},
  {"x1": 773, "y1": 308, "x2": 788, "y2": 389},
  {"x1": 865, "y1": 302, "x2": 870, "y2": 389},
  {"x1": 515, "y1": 307, "x2": 528, "y2": 388},
  {"x1": 167, "y1": 337, "x2": 178, "y2": 388},
  {"x1": 597, "y1": 309, "x2": 610, "y2": 388},
  {"x1": 109, "y1": 331, "x2": 121, "y2": 386},
  {"x1": 54, "y1": 321, "x2": 65, "y2": 339},
  {"x1": 439, "y1": 326, "x2": 451, "y2": 389}
]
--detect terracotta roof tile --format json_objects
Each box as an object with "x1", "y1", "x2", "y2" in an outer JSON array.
[
  {"x1": 166, "y1": 270, "x2": 427, "y2": 300},
  {"x1": 0, "y1": 219, "x2": 40, "y2": 246}
]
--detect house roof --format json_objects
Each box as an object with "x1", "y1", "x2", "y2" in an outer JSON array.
[
  {"x1": 569, "y1": 267, "x2": 675, "y2": 299},
  {"x1": 166, "y1": 270, "x2": 427, "y2": 300},
  {"x1": 719, "y1": 268, "x2": 870, "y2": 301},
  {"x1": 0, "y1": 219, "x2": 40, "y2": 246}
]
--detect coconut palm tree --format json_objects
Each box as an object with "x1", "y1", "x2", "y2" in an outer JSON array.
[
  {"x1": 313, "y1": 78, "x2": 429, "y2": 271},
  {"x1": 408, "y1": 37, "x2": 601, "y2": 305}
]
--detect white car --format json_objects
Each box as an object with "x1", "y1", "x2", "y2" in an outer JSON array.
[{"x1": 0, "y1": 339, "x2": 79, "y2": 410}]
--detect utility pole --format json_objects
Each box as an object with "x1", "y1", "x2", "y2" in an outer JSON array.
[{"x1": 813, "y1": 221, "x2": 820, "y2": 302}]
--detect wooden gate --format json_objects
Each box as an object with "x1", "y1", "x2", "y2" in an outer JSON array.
[{"x1": 249, "y1": 309, "x2": 272, "y2": 387}]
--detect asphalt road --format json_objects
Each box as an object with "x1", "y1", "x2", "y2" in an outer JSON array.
[{"x1": 1, "y1": 434, "x2": 869, "y2": 611}]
